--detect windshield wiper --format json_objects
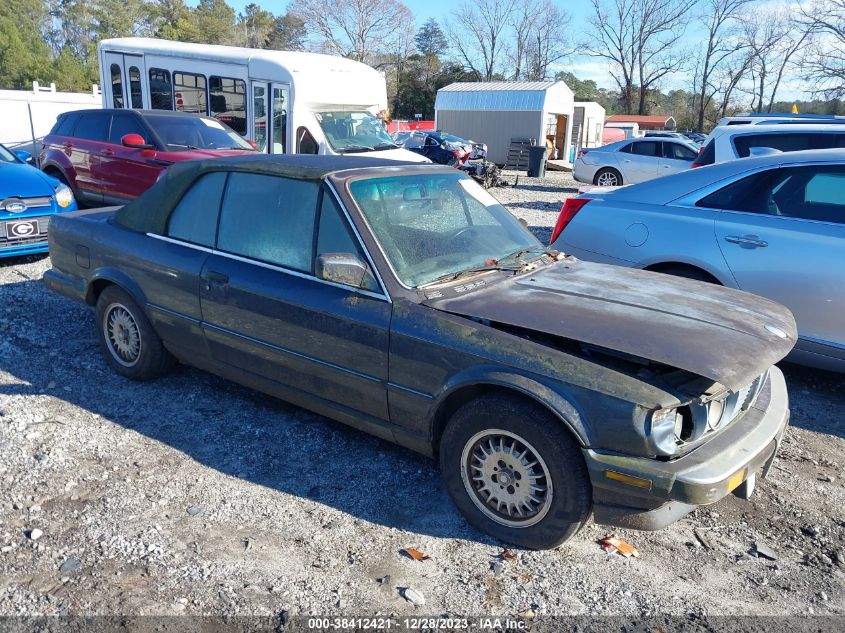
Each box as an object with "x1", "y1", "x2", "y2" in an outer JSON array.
[
  {"x1": 419, "y1": 264, "x2": 525, "y2": 289},
  {"x1": 372, "y1": 143, "x2": 399, "y2": 150},
  {"x1": 497, "y1": 246, "x2": 547, "y2": 264},
  {"x1": 338, "y1": 145, "x2": 375, "y2": 153}
]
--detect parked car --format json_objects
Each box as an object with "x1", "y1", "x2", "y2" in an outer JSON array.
[
  {"x1": 693, "y1": 123, "x2": 845, "y2": 167},
  {"x1": 573, "y1": 137, "x2": 700, "y2": 186},
  {"x1": 0, "y1": 143, "x2": 76, "y2": 258},
  {"x1": 682, "y1": 131, "x2": 706, "y2": 144},
  {"x1": 439, "y1": 132, "x2": 487, "y2": 160},
  {"x1": 394, "y1": 130, "x2": 470, "y2": 166},
  {"x1": 40, "y1": 108, "x2": 256, "y2": 206},
  {"x1": 551, "y1": 148, "x2": 844, "y2": 372},
  {"x1": 45, "y1": 154, "x2": 795, "y2": 549}
]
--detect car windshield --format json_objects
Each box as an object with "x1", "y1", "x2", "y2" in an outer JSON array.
[
  {"x1": 144, "y1": 115, "x2": 254, "y2": 151},
  {"x1": 0, "y1": 145, "x2": 18, "y2": 163},
  {"x1": 315, "y1": 111, "x2": 396, "y2": 153},
  {"x1": 349, "y1": 172, "x2": 542, "y2": 287}
]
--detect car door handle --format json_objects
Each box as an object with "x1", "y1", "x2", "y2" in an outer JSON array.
[
  {"x1": 725, "y1": 235, "x2": 768, "y2": 248},
  {"x1": 202, "y1": 271, "x2": 229, "y2": 291}
]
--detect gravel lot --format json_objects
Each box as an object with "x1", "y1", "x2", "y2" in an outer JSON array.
[{"x1": 0, "y1": 171, "x2": 843, "y2": 626}]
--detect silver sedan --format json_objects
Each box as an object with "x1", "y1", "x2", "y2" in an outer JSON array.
[
  {"x1": 573, "y1": 137, "x2": 700, "y2": 186},
  {"x1": 551, "y1": 148, "x2": 845, "y2": 372}
]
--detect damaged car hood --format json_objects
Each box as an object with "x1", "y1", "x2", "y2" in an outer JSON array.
[{"x1": 423, "y1": 259, "x2": 797, "y2": 392}]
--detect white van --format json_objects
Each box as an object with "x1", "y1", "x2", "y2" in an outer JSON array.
[{"x1": 97, "y1": 38, "x2": 428, "y2": 162}]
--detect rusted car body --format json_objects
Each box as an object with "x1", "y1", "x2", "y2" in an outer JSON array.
[{"x1": 44, "y1": 155, "x2": 795, "y2": 548}]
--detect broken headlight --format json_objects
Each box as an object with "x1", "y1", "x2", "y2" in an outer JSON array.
[{"x1": 648, "y1": 406, "x2": 693, "y2": 456}]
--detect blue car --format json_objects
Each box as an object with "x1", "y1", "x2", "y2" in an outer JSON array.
[{"x1": 0, "y1": 143, "x2": 77, "y2": 259}]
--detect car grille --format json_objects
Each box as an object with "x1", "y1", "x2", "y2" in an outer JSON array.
[
  {"x1": 0, "y1": 216, "x2": 50, "y2": 248},
  {"x1": 0, "y1": 196, "x2": 52, "y2": 212}
]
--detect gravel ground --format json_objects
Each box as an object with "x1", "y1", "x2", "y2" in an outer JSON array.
[{"x1": 0, "y1": 174, "x2": 843, "y2": 626}]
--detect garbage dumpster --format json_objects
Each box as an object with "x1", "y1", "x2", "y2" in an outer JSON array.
[{"x1": 528, "y1": 145, "x2": 547, "y2": 178}]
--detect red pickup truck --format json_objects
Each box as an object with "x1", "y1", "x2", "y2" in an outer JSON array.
[{"x1": 40, "y1": 108, "x2": 255, "y2": 206}]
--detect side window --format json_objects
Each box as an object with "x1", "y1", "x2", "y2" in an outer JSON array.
[
  {"x1": 173, "y1": 72, "x2": 207, "y2": 115},
  {"x1": 149, "y1": 68, "x2": 173, "y2": 110},
  {"x1": 109, "y1": 115, "x2": 149, "y2": 145},
  {"x1": 217, "y1": 173, "x2": 319, "y2": 271},
  {"x1": 128, "y1": 66, "x2": 143, "y2": 108},
  {"x1": 697, "y1": 171, "x2": 779, "y2": 213},
  {"x1": 252, "y1": 83, "x2": 267, "y2": 152},
  {"x1": 111, "y1": 64, "x2": 124, "y2": 108},
  {"x1": 54, "y1": 113, "x2": 79, "y2": 136},
  {"x1": 74, "y1": 113, "x2": 110, "y2": 142},
  {"x1": 805, "y1": 172, "x2": 845, "y2": 206},
  {"x1": 629, "y1": 141, "x2": 660, "y2": 157},
  {"x1": 619, "y1": 143, "x2": 633, "y2": 153},
  {"x1": 209, "y1": 76, "x2": 246, "y2": 135},
  {"x1": 665, "y1": 142, "x2": 696, "y2": 161},
  {"x1": 167, "y1": 172, "x2": 228, "y2": 247},
  {"x1": 297, "y1": 127, "x2": 318, "y2": 154},
  {"x1": 733, "y1": 133, "x2": 825, "y2": 158},
  {"x1": 317, "y1": 194, "x2": 365, "y2": 259}
]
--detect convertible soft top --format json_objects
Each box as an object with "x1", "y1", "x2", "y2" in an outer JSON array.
[{"x1": 114, "y1": 154, "x2": 423, "y2": 234}]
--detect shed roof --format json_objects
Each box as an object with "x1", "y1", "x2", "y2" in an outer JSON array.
[{"x1": 435, "y1": 81, "x2": 573, "y2": 112}]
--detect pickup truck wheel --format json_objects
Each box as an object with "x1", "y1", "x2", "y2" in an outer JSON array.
[
  {"x1": 96, "y1": 286, "x2": 174, "y2": 380},
  {"x1": 439, "y1": 394, "x2": 591, "y2": 549}
]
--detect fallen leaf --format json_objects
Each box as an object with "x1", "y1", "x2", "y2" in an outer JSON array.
[
  {"x1": 600, "y1": 533, "x2": 640, "y2": 558},
  {"x1": 401, "y1": 547, "x2": 431, "y2": 561},
  {"x1": 501, "y1": 548, "x2": 517, "y2": 561}
]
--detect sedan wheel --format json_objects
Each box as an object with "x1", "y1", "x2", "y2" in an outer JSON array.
[
  {"x1": 461, "y1": 429, "x2": 553, "y2": 528},
  {"x1": 103, "y1": 303, "x2": 142, "y2": 367},
  {"x1": 440, "y1": 394, "x2": 592, "y2": 549},
  {"x1": 95, "y1": 286, "x2": 175, "y2": 380},
  {"x1": 594, "y1": 168, "x2": 622, "y2": 187}
]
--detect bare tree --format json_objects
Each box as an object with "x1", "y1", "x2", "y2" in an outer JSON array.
[
  {"x1": 289, "y1": 0, "x2": 413, "y2": 64},
  {"x1": 447, "y1": 0, "x2": 516, "y2": 81},
  {"x1": 693, "y1": 0, "x2": 754, "y2": 130},
  {"x1": 507, "y1": 0, "x2": 572, "y2": 81},
  {"x1": 800, "y1": 0, "x2": 845, "y2": 99},
  {"x1": 583, "y1": 0, "x2": 694, "y2": 115}
]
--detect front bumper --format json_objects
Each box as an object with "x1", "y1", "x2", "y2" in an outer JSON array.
[{"x1": 584, "y1": 365, "x2": 790, "y2": 530}]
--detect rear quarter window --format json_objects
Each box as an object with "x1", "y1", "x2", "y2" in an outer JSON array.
[
  {"x1": 52, "y1": 113, "x2": 80, "y2": 137},
  {"x1": 733, "y1": 132, "x2": 834, "y2": 158},
  {"x1": 695, "y1": 140, "x2": 715, "y2": 166}
]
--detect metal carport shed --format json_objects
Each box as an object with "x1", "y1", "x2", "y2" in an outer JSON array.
[{"x1": 434, "y1": 81, "x2": 575, "y2": 166}]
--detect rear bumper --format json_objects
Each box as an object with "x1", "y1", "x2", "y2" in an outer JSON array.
[
  {"x1": 584, "y1": 366, "x2": 789, "y2": 530},
  {"x1": 43, "y1": 268, "x2": 88, "y2": 304}
]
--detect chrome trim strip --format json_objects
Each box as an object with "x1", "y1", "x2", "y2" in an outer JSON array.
[
  {"x1": 147, "y1": 232, "x2": 389, "y2": 302},
  {"x1": 387, "y1": 382, "x2": 435, "y2": 400},
  {"x1": 146, "y1": 302, "x2": 201, "y2": 325},
  {"x1": 147, "y1": 233, "x2": 214, "y2": 253},
  {"x1": 202, "y1": 321, "x2": 384, "y2": 384}
]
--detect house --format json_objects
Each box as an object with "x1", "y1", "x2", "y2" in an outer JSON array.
[
  {"x1": 434, "y1": 81, "x2": 575, "y2": 165},
  {"x1": 605, "y1": 114, "x2": 676, "y2": 131}
]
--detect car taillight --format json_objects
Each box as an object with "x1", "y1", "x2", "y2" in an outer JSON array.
[
  {"x1": 577, "y1": 149, "x2": 588, "y2": 158},
  {"x1": 549, "y1": 198, "x2": 591, "y2": 244},
  {"x1": 452, "y1": 150, "x2": 461, "y2": 157}
]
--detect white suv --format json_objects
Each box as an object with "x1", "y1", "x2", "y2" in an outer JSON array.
[{"x1": 693, "y1": 123, "x2": 845, "y2": 167}]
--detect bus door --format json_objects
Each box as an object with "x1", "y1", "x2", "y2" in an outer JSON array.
[
  {"x1": 250, "y1": 81, "x2": 289, "y2": 153},
  {"x1": 103, "y1": 52, "x2": 148, "y2": 110}
]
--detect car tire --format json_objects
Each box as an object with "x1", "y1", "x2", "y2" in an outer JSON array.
[
  {"x1": 439, "y1": 394, "x2": 592, "y2": 549},
  {"x1": 95, "y1": 286, "x2": 174, "y2": 380},
  {"x1": 593, "y1": 168, "x2": 622, "y2": 187}
]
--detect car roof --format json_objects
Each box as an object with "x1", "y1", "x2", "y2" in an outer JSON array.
[
  {"x1": 60, "y1": 108, "x2": 223, "y2": 120},
  {"x1": 587, "y1": 148, "x2": 845, "y2": 205},
  {"x1": 114, "y1": 153, "x2": 447, "y2": 234},
  {"x1": 712, "y1": 122, "x2": 845, "y2": 138}
]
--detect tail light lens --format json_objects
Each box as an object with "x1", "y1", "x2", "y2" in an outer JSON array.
[
  {"x1": 452, "y1": 150, "x2": 461, "y2": 158},
  {"x1": 576, "y1": 149, "x2": 588, "y2": 158},
  {"x1": 549, "y1": 198, "x2": 591, "y2": 244}
]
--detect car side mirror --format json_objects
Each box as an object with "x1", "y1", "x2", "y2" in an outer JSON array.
[
  {"x1": 121, "y1": 133, "x2": 153, "y2": 150},
  {"x1": 316, "y1": 253, "x2": 379, "y2": 291},
  {"x1": 14, "y1": 150, "x2": 33, "y2": 164}
]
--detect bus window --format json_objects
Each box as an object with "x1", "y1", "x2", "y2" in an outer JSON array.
[
  {"x1": 149, "y1": 68, "x2": 173, "y2": 110},
  {"x1": 272, "y1": 85, "x2": 288, "y2": 153},
  {"x1": 210, "y1": 76, "x2": 246, "y2": 136},
  {"x1": 297, "y1": 127, "x2": 318, "y2": 154},
  {"x1": 128, "y1": 66, "x2": 143, "y2": 109},
  {"x1": 252, "y1": 84, "x2": 267, "y2": 152},
  {"x1": 174, "y1": 72, "x2": 207, "y2": 115},
  {"x1": 111, "y1": 64, "x2": 124, "y2": 108}
]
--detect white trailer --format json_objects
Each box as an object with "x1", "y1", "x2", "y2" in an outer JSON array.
[{"x1": 97, "y1": 38, "x2": 425, "y2": 162}]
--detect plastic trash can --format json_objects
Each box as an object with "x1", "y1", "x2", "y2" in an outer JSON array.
[{"x1": 528, "y1": 145, "x2": 547, "y2": 178}]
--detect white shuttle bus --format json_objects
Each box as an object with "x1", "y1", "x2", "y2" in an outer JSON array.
[{"x1": 97, "y1": 38, "x2": 427, "y2": 162}]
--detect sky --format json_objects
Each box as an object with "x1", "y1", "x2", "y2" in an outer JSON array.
[{"x1": 219, "y1": 0, "x2": 809, "y2": 102}]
